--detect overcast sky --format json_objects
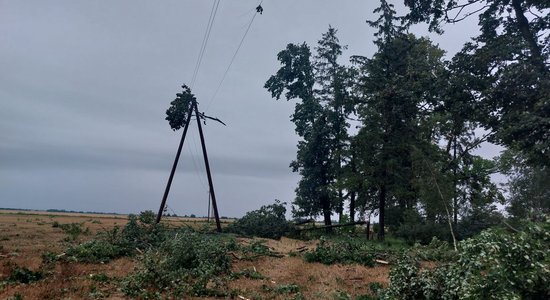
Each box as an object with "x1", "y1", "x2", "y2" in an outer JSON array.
[{"x1": 0, "y1": 0, "x2": 498, "y2": 217}]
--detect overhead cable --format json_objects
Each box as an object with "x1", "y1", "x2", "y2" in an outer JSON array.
[
  {"x1": 190, "y1": 0, "x2": 221, "y2": 88},
  {"x1": 205, "y1": 0, "x2": 264, "y2": 111}
]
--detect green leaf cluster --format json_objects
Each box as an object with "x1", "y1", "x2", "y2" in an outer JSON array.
[
  {"x1": 121, "y1": 228, "x2": 232, "y2": 298},
  {"x1": 382, "y1": 221, "x2": 550, "y2": 299},
  {"x1": 165, "y1": 84, "x2": 195, "y2": 131},
  {"x1": 226, "y1": 200, "x2": 292, "y2": 239}
]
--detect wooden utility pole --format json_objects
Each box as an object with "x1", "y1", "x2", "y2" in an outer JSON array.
[
  {"x1": 193, "y1": 101, "x2": 222, "y2": 232},
  {"x1": 156, "y1": 100, "x2": 222, "y2": 232},
  {"x1": 156, "y1": 103, "x2": 194, "y2": 224}
]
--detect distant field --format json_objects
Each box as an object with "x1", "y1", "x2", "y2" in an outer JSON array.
[{"x1": 0, "y1": 210, "x2": 388, "y2": 299}]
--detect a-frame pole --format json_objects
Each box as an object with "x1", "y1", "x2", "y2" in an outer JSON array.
[
  {"x1": 193, "y1": 101, "x2": 222, "y2": 232},
  {"x1": 156, "y1": 103, "x2": 195, "y2": 224},
  {"x1": 207, "y1": 191, "x2": 211, "y2": 222}
]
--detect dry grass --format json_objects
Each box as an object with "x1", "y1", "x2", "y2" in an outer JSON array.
[{"x1": 0, "y1": 210, "x2": 389, "y2": 299}]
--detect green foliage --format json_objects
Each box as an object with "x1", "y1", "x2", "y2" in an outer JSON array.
[
  {"x1": 261, "y1": 283, "x2": 303, "y2": 299},
  {"x1": 230, "y1": 269, "x2": 266, "y2": 280},
  {"x1": 382, "y1": 221, "x2": 550, "y2": 299},
  {"x1": 5, "y1": 267, "x2": 43, "y2": 284},
  {"x1": 64, "y1": 213, "x2": 167, "y2": 263},
  {"x1": 116, "y1": 213, "x2": 168, "y2": 248},
  {"x1": 368, "y1": 282, "x2": 384, "y2": 295},
  {"x1": 138, "y1": 210, "x2": 156, "y2": 225},
  {"x1": 90, "y1": 273, "x2": 110, "y2": 282},
  {"x1": 54, "y1": 222, "x2": 89, "y2": 241},
  {"x1": 239, "y1": 240, "x2": 274, "y2": 258},
  {"x1": 66, "y1": 239, "x2": 126, "y2": 263},
  {"x1": 356, "y1": 295, "x2": 377, "y2": 300},
  {"x1": 499, "y1": 149, "x2": 550, "y2": 219},
  {"x1": 226, "y1": 200, "x2": 292, "y2": 239},
  {"x1": 353, "y1": 23, "x2": 448, "y2": 238},
  {"x1": 165, "y1": 84, "x2": 195, "y2": 131},
  {"x1": 456, "y1": 207, "x2": 503, "y2": 239},
  {"x1": 393, "y1": 210, "x2": 451, "y2": 245},
  {"x1": 41, "y1": 251, "x2": 58, "y2": 265},
  {"x1": 304, "y1": 237, "x2": 375, "y2": 266},
  {"x1": 265, "y1": 27, "x2": 353, "y2": 227},
  {"x1": 404, "y1": 0, "x2": 550, "y2": 166},
  {"x1": 121, "y1": 228, "x2": 232, "y2": 298},
  {"x1": 274, "y1": 283, "x2": 301, "y2": 294},
  {"x1": 408, "y1": 237, "x2": 455, "y2": 262}
]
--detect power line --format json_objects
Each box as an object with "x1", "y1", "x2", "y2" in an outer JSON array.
[
  {"x1": 191, "y1": 132, "x2": 208, "y2": 190},
  {"x1": 180, "y1": 118, "x2": 208, "y2": 191},
  {"x1": 205, "y1": 0, "x2": 263, "y2": 111},
  {"x1": 190, "y1": 0, "x2": 221, "y2": 88}
]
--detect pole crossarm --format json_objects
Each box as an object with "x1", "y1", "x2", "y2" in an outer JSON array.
[{"x1": 197, "y1": 111, "x2": 227, "y2": 126}]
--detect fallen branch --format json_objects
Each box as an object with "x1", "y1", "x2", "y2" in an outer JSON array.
[
  {"x1": 229, "y1": 252, "x2": 242, "y2": 260},
  {"x1": 375, "y1": 259, "x2": 389, "y2": 265},
  {"x1": 295, "y1": 246, "x2": 308, "y2": 253},
  {"x1": 294, "y1": 219, "x2": 315, "y2": 225},
  {"x1": 295, "y1": 221, "x2": 366, "y2": 232}
]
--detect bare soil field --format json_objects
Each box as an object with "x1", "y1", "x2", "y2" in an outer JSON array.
[{"x1": 0, "y1": 210, "x2": 389, "y2": 299}]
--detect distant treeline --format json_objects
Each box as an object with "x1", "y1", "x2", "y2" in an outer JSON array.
[{"x1": 0, "y1": 207, "x2": 123, "y2": 215}]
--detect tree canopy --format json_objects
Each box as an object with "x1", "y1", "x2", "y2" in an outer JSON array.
[{"x1": 263, "y1": 0, "x2": 546, "y2": 242}]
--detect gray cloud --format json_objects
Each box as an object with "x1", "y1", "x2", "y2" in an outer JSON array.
[{"x1": 0, "y1": 0, "x2": 491, "y2": 217}]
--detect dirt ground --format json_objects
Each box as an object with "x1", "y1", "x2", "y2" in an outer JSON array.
[{"x1": 0, "y1": 210, "x2": 389, "y2": 299}]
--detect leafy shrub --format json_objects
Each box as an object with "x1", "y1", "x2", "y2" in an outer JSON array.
[
  {"x1": 64, "y1": 213, "x2": 168, "y2": 263},
  {"x1": 274, "y1": 283, "x2": 301, "y2": 294},
  {"x1": 66, "y1": 239, "x2": 126, "y2": 263},
  {"x1": 368, "y1": 282, "x2": 383, "y2": 294},
  {"x1": 239, "y1": 240, "x2": 276, "y2": 259},
  {"x1": 456, "y1": 208, "x2": 503, "y2": 239},
  {"x1": 382, "y1": 221, "x2": 550, "y2": 299},
  {"x1": 137, "y1": 210, "x2": 156, "y2": 225},
  {"x1": 394, "y1": 221, "x2": 451, "y2": 245},
  {"x1": 408, "y1": 237, "x2": 455, "y2": 262},
  {"x1": 122, "y1": 228, "x2": 232, "y2": 298},
  {"x1": 5, "y1": 267, "x2": 43, "y2": 284},
  {"x1": 226, "y1": 200, "x2": 292, "y2": 239},
  {"x1": 54, "y1": 222, "x2": 89, "y2": 241},
  {"x1": 90, "y1": 273, "x2": 110, "y2": 282},
  {"x1": 304, "y1": 237, "x2": 375, "y2": 266},
  {"x1": 41, "y1": 251, "x2": 59, "y2": 265},
  {"x1": 390, "y1": 209, "x2": 451, "y2": 245},
  {"x1": 114, "y1": 214, "x2": 168, "y2": 249}
]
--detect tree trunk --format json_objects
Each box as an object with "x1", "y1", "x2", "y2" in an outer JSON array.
[
  {"x1": 349, "y1": 147, "x2": 357, "y2": 223},
  {"x1": 511, "y1": 0, "x2": 546, "y2": 73},
  {"x1": 338, "y1": 189, "x2": 344, "y2": 222},
  {"x1": 378, "y1": 182, "x2": 386, "y2": 241},
  {"x1": 453, "y1": 137, "x2": 458, "y2": 226},
  {"x1": 366, "y1": 220, "x2": 371, "y2": 240},
  {"x1": 349, "y1": 191, "x2": 356, "y2": 223},
  {"x1": 322, "y1": 196, "x2": 333, "y2": 233}
]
